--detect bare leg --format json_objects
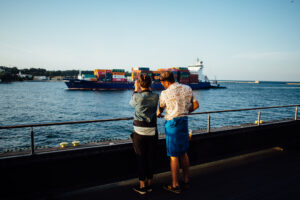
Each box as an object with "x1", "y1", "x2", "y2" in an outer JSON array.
[
  {"x1": 139, "y1": 180, "x2": 146, "y2": 188},
  {"x1": 180, "y1": 153, "x2": 190, "y2": 183},
  {"x1": 170, "y1": 156, "x2": 180, "y2": 187},
  {"x1": 147, "y1": 179, "x2": 152, "y2": 186}
]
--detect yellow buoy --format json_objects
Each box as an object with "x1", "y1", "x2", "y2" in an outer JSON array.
[
  {"x1": 72, "y1": 141, "x2": 80, "y2": 147},
  {"x1": 255, "y1": 120, "x2": 263, "y2": 124},
  {"x1": 60, "y1": 142, "x2": 68, "y2": 148}
]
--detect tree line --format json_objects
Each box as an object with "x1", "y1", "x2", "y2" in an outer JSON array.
[
  {"x1": 0, "y1": 66, "x2": 132, "y2": 82},
  {"x1": 0, "y1": 66, "x2": 93, "y2": 82}
]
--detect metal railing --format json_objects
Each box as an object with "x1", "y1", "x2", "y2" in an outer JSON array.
[{"x1": 0, "y1": 104, "x2": 299, "y2": 155}]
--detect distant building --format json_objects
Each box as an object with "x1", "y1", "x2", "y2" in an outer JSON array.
[
  {"x1": 18, "y1": 72, "x2": 33, "y2": 79},
  {"x1": 33, "y1": 76, "x2": 50, "y2": 81},
  {"x1": 51, "y1": 76, "x2": 63, "y2": 80}
]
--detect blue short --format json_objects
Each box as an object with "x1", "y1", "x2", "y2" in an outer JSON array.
[{"x1": 165, "y1": 117, "x2": 189, "y2": 157}]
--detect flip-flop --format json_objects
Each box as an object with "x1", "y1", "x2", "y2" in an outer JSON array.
[{"x1": 163, "y1": 184, "x2": 181, "y2": 194}]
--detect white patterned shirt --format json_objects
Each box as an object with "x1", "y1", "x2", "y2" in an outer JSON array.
[{"x1": 159, "y1": 82, "x2": 196, "y2": 120}]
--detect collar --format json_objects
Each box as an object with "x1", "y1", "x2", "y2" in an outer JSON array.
[
  {"x1": 140, "y1": 90, "x2": 151, "y2": 93},
  {"x1": 167, "y1": 82, "x2": 178, "y2": 90}
]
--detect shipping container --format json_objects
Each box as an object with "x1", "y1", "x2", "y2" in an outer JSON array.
[
  {"x1": 113, "y1": 75, "x2": 125, "y2": 78},
  {"x1": 151, "y1": 71, "x2": 161, "y2": 74},
  {"x1": 112, "y1": 78, "x2": 127, "y2": 82},
  {"x1": 189, "y1": 74, "x2": 199, "y2": 83},
  {"x1": 152, "y1": 73, "x2": 161, "y2": 77},
  {"x1": 178, "y1": 67, "x2": 188, "y2": 70},
  {"x1": 169, "y1": 68, "x2": 179, "y2": 72},
  {"x1": 90, "y1": 78, "x2": 98, "y2": 81},
  {"x1": 180, "y1": 80, "x2": 190, "y2": 84},
  {"x1": 95, "y1": 72, "x2": 106, "y2": 76},
  {"x1": 138, "y1": 67, "x2": 149, "y2": 71},
  {"x1": 112, "y1": 69, "x2": 125, "y2": 72},
  {"x1": 94, "y1": 69, "x2": 106, "y2": 73},
  {"x1": 132, "y1": 70, "x2": 150, "y2": 73},
  {"x1": 158, "y1": 68, "x2": 169, "y2": 71},
  {"x1": 112, "y1": 72, "x2": 125, "y2": 75},
  {"x1": 83, "y1": 74, "x2": 97, "y2": 78}
]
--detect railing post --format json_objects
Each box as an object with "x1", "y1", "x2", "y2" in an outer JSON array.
[
  {"x1": 296, "y1": 106, "x2": 298, "y2": 120},
  {"x1": 207, "y1": 114, "x2": 211, "y2": 133},
  {"x1": 30, "y1": 127, "x2": 35, "y2": 155},
  {"x1": 257, "y1": 110, "x2": 261, "y2": 126}
]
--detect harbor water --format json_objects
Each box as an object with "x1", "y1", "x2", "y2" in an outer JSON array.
[{"x1": 0, "y1": 81, "x2": 300, "y2": 152}]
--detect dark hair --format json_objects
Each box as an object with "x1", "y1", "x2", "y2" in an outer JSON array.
[
  {"x1": 160, "y1": 71, "x2": 175, "y2": 83},
  {"x1": 138, "y1": 74, "x2": 152, "y2": 88}
]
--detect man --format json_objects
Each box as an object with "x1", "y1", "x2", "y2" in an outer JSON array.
[{"x1": 157, "y1": 71, "x2": 199, "y2": 194}]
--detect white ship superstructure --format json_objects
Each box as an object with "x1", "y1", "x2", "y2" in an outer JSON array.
[{"x1": 188, "y1": 58, "x2": 208, "y2": 82}]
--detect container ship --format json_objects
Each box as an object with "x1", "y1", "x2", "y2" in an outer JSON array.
[{"x1": 65, "y1": 59, "x2": 224, "y2": 90}]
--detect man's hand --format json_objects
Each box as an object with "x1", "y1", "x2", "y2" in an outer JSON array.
[{"x1": 189, "y1": 100, "x2": 199, "y2": 113}]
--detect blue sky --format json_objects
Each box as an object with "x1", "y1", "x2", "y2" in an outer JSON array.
[{"x1": 0, "y1": 0, "x2": 299, "y2": 81}]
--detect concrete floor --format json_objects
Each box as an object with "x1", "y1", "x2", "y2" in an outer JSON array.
[{"x1": 53, "y1": 145, "x2": 300, "y2": 200}]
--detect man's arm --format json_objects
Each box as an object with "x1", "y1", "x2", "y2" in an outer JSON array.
[
  {"x1": 189, "y1": 100, "x2": 199, "y2": 112},
  {"x1": 157, "y1": 106, "x2": 165, "y2": 118},
  {"x1": 157, "y1": 92, "x2": 166, "y2": 118}
]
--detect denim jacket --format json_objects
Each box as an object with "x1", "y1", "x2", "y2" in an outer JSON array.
[{"x1": 130, "y1": 90, "x2": 159, "y2": 126}]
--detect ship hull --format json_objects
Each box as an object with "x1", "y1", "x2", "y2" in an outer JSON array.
[{"x1": 65, "y1": 79, "x2": 213, "y2": 90}]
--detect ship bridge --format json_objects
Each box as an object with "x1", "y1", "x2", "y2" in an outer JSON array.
[{"x1": 188, "y1": 58, "x2": 208, "y2": 82}]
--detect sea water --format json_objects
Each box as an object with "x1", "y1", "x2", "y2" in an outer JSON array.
[{"x1": 0, "y1": 81, "x2": 300, "y2": 152}]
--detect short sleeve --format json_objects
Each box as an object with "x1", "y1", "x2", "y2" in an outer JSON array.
[
  {"x1": 159, "y1": 91, "x2": 166, "y2": 108},
  {"x1": 186, "y1": 86, "x2": 194, "y2": 102}
]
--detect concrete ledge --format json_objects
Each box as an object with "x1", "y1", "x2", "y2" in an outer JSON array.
[{"x1": 55, "y1": 146, "x2": 300, "y2": 200}]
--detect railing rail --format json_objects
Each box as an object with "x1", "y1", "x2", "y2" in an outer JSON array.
[
  {"x1": 189, "y1": 104, "x2": 300, "y2": 115},
  {"x1": 0, "y1": 117, "x2": 134, "y2": 129},
  {"x1": 1, "y1": 104, "x2": 299, "y2": 129},
  {"x1": 0, "y1": 104, "x2": 299, "y2": 155}
]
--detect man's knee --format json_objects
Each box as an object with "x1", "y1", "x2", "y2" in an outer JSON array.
[{"x1": 170, "y1": 156, "x2": 179, "y2": 161}]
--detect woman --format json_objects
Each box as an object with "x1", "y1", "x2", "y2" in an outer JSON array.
[{"x1": 129, "y1": 74, "x2": 159, "y2": 195}]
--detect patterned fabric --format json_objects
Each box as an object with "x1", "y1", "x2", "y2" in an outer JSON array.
[{"x1": 159, "y1": 82, "x2": 194, "y2": 120}]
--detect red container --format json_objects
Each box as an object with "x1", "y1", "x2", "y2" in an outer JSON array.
[
  {"x1": 190, "y1": 74, "x2": 198, "y2": 78},
  {"x1": 112, "y1": 78, "x2": 127, "y2": 82},
  {"x1": 95, "y1": 71, "x2": 106, "y2": 77}
]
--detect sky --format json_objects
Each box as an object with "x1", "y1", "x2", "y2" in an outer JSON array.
[{"x1": 0, "y1": 0, "x2": 299, "y2": 81}]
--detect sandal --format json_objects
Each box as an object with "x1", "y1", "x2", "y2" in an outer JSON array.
[{"x1": 163, "y1": 184, "x2": 182, "y2": 194}]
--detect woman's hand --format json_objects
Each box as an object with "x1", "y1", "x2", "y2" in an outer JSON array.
[{"x1": 134, "y1": 80, "x2": 141, "y2": 92}]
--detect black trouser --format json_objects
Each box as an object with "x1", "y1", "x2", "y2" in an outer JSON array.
[{"x1": 131, "y1": 131, "x2": 158, "y2": 181}]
